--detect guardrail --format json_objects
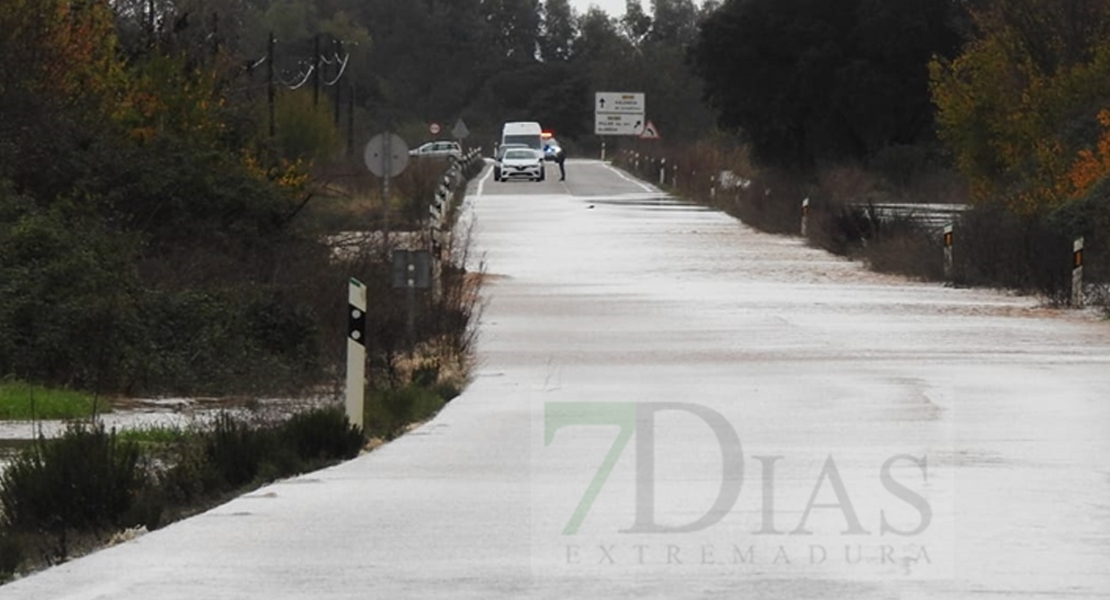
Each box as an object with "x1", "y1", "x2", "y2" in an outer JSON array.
[
  {"x1": 426, "y1": 148, "x2": 483, "y2": 298},
  {"x1": 856, "y1": 202, "x2": 968, "y2": 231},
  {"x1": 615, "y1": 149, "x2": 1094, "y2": 308}
]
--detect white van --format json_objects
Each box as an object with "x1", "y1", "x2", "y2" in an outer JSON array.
[{"x1": 500, "y1": 121, "x2": 543, "y2": 155}]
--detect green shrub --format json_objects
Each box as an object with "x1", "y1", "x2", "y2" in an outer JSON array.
[
  {"x1": 281, "y1": 406, "x2": 364, "y2": 463},
  {"x1": 0, "y1": 195, "x2": 143, "y2": 391},
  {"x1": 0, "y1": 423, "x2": 146, "y2": 559},
  {"x1": 954, "y1": 204, "x2": 1073, "y2": 303},
  {"x1": 204, "y1": 412, "x2": 274, "y2": 489},
  {"x1": 365, "y1": 384, "x2": 450, "y2": 439},
  {"x1": 0, "y1": 531, "x2": 24, "y2": 582}
]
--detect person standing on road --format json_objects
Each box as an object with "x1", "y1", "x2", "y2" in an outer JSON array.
[{"x1": 555, "y1": 146, "x2": 566, "y2": 181}]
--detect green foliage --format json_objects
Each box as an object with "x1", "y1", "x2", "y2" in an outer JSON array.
[
  {"x1": 694, "y1": 0, "x2": 962, "y2": 166},
  {"x1": 117, "y1": 424, "x2": 189, "y2": 446},
  {"x1": 0, "y1": 381, "x2": 107, "y2": 420},
  {"x1": 282, "y1": 406, "x2": 364, "y2": 462},
  {"x1": 0, "y1": 405, "x2": 369, "y2": 577},
  {"x1": 365, "y1": 384, "x2": 452, "y2": 439},
  {"x1": 205, "y1": 413, "x2": 272, "y2": 488},
  {"x1": 1047, "y1": 178, "x2": 1110, "y2": 288},
  {"x1": 273, "y1": 90, "x2": 342, "y2": 162},
  {"x1": 0, "y1": 194, "x2": 143, "y2": 390},
  {"x1": 0, "y1": 423, "x2": 145, "y2": 540},
  {"x1": 929, "y1": 3, "x2": 1110, "y2": 213}
]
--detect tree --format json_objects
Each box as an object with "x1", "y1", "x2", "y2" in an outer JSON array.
[
  {"x1": 693, "y1": 0, "x2": 962, "y2": 167},
  {"x1": 649, "y1": 0, "x2": 699, "y2": 46},
  {"x1": 481, "y1": 0, "x2": 543, "y2": 64},
  {"x1": 930, "y1": 1, "x2": 1110, "y2": 212},
  {"x1": 621, "y1": 0, "x2": 652, "y2": 44},
  {"x1": 540, "y1": 0, "x2": 577, "y2": 61}
]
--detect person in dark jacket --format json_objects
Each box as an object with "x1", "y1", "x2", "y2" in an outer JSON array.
[{"x1": 554, "y1": 146, "x2": 566, "y2": 181}]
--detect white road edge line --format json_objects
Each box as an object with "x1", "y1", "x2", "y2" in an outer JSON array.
[
  {"x1": 475, "y1": 160, "x2": 494, "y2": 197},
  {"x1": 602, "y1": 162, "x2": 658, "y2": 193}
]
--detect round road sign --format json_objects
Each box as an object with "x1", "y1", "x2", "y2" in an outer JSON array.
[
  {"x1": 363, "y1": 133, "x2": 409, "y2": 178},
  {"x1": 429, "y1": 122, "x2": 441, "y2": 135}
]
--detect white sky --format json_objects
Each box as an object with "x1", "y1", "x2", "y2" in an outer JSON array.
[
  {"x1": 568, "y1": 0, "x2": 630, "y2": 18},
  {"x1": 566, "y1": 0, "x2": 705, "y2": 20}
]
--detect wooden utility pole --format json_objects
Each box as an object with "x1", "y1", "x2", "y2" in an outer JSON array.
[
  {"x1": 313, "y1": 34, "x2": 321, "y2": 107},
  {"x1": 267, "y1": 32, "x2": 275, "y2": 137},
  {"x1": 348, "y1": 81, "x2": 355, "y2": 157},
  {"x1": 334, "y1": 38, "x2": 342, "y2": 128}
]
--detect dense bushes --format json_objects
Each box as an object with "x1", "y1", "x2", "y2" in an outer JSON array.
[
  {"x1": 0, "y1": 188, "x2": 327, "y2": 396},
  {"x1": 614, "y1": 145, "x2": 1108, "y2": 309},
  {"x1": 0, "y1": 406, "x2": 365, "y2": 576},
  {"x1": 0, "y1": 424, "x2": 144, "y2": 534}
]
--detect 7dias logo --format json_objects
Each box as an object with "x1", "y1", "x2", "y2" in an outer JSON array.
[{"x1": 544, "y1": 402, "x2": 933, "y2": 537}]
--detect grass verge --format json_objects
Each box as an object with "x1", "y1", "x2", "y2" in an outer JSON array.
[{"x1": 0, "y1": 381, "x2": 109, "y2": 420}]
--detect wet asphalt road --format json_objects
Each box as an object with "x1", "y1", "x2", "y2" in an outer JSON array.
[{"x1": 4, "y1": 159, "x2": 1110, "y2": 599}]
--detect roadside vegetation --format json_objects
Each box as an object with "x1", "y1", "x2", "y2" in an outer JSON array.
[
  {"x1": 0, "y1": 381, "x2": 107, "y2": 421},
  {"x1": 612, "y1": 0, "x2": 1110, "y2": 313},
  {"x1": 0, "y1": 0, "x2": 490, "y2": 582},
  {"x1": 0, "y1": 407, "x2": 363, "y2": 580},
  {"x1": 3, "y1": 0, "x2": 1110, "y2": 585}
]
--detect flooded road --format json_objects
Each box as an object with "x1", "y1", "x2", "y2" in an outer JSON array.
[{"x1": 5, "y1": 159, "x2": 1110, "y2": 599}]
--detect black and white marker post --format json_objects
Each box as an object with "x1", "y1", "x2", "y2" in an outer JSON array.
[
  {"x1": 1072, "y1": 237, "x2": 1085, "y2": 308},
  {"x1": 346, "y1": 278, "x2": 367, "y2": 428},
  {"x1": 801, "y1": 197, "x2": 810, "y2": 238},
  {"x1": 943, "y1": 224, "x2": 954, "y2": 281}
]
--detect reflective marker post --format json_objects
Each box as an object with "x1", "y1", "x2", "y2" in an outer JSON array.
[
  {"x1": 1072, "y1": 237, "x2": 1084, "y2": 308},
  {"x1": 346, "y1": 278, "x2": 367, "y2": 429},
  {"x1": 943, "y1": 224, "x2": 954, "y2": 281},
  {"x1": 800, "y1": 197, "x2": 810, "y2": 238}
]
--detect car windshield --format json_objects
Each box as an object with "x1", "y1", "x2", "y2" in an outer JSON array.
[
  {"x1": 504, "y1": 149, "x2": 535, "y2": 160},
  {"x1": 503, "y1": 134, "x2": 541, "y2": 150}
]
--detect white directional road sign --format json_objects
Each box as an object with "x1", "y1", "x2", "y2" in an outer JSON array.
[
  {"x1": 595, "y1": 92, "x2": 645, "y2": 114},
  {"x1": 595, "y1": 91, "x2": 646, "y2": 136},
  {"x1": 595, "y1": 113, "x2": 646, "y2": 135}
]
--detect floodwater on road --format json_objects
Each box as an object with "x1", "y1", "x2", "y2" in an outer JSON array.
[{"x1": 3, "y1": 159, "x2": 1110, "y2": 599}]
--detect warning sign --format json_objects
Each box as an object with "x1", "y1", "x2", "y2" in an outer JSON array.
[{"x1": 639, "y1": 120, "x2": 660, "y2": 140}]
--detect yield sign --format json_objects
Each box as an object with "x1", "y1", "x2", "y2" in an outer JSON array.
[
  {"x1": 639, "y1": 120, "x2": 661, "y2": 140},
  {"x1": 452, "y1": 118, "x2": 470, "y2": 139}
]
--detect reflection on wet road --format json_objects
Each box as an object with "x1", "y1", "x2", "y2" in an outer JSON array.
[{"x1": 5, "y1": 159, "x2": 1110, "y2": 599}]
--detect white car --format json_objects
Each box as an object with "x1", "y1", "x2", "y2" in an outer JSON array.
[
  {"x1": 409, "y1": 140, "x2": 462, "y2": 159},
  {"x1": 497, "y1": 148, "x2": 545, "y2": 182}
]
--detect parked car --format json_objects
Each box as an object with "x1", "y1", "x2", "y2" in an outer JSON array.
[
  {"x1": 496, "y1": 148, "x2": 545, "y2": 182},
  {"x1": 494, "y1": 143, "x2": 529, "y2": 181},
  {"x1": 409, "y1": 140, "x2": 462, "y2": 159}
]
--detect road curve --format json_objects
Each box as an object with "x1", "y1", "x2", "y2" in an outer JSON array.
[{"x1": 4, "y1": 159, "x2": 1110, "y2": 599}]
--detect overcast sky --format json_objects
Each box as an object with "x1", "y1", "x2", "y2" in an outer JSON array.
[
  {"x1": 567, "y1": 0, "x2": 629, "y2": 18},
  {"x1": 566, "y1": 0, "x2": 705, "y2": 20}
]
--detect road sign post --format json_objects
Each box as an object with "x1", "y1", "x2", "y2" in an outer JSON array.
[
  {"x1": 364, "y1": 132, "x2": 410, "y2": 205},
  {"x1": 594, "y1": 92, "x2": 646, "y2": 136},
  {"x1": 346, "y1": 278, "x2": 367, "y2": 429},
  {"x1": 392, "y1": 250, "x2": 432, "y2": 348}
]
